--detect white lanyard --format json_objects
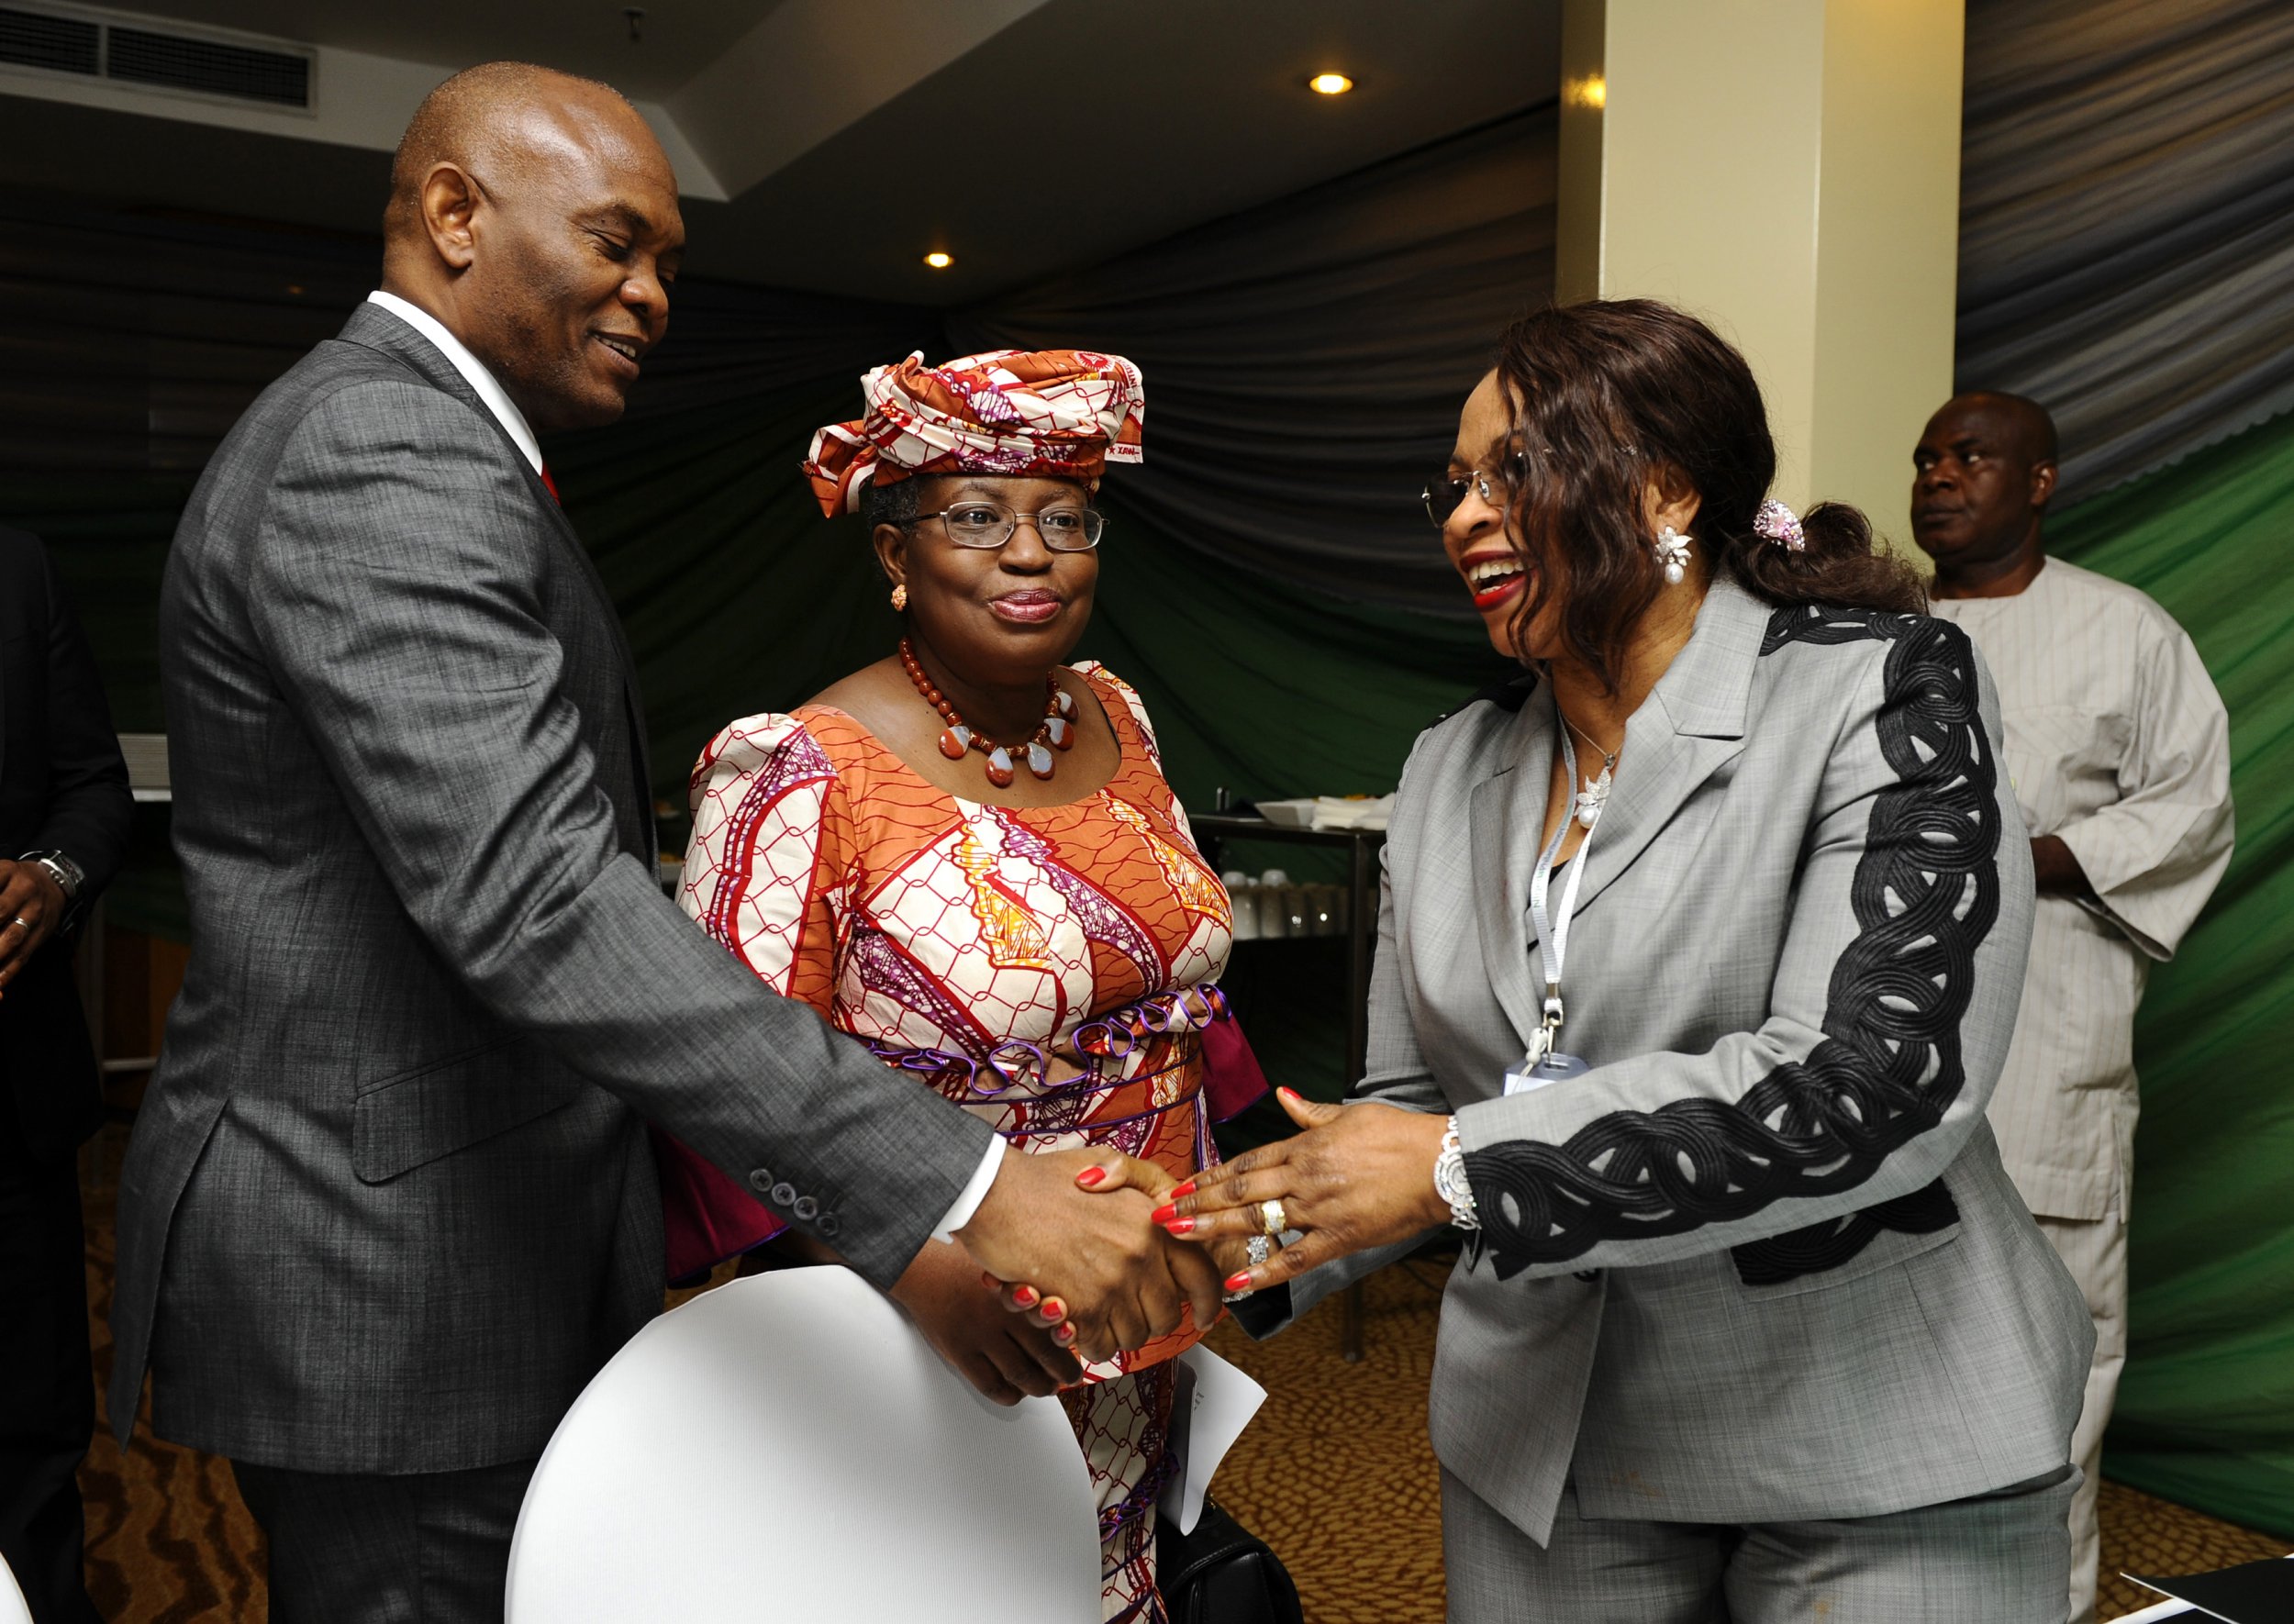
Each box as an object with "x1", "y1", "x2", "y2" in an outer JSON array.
[{"x1": 1525, "y1": 694, "x2": 1596, "y2": 1064}]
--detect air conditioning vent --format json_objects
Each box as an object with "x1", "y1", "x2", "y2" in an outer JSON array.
[
  {"x1": 106, "y1": 23, "x2": 307, "y2": 106},
  {"x1": 0, "y1": 6, "x2": 98, "y2": 75}
]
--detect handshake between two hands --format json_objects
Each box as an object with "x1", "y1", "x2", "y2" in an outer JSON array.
[{"x1": 921, "y1": 1089, "x2": 1452, "y2": 1404}]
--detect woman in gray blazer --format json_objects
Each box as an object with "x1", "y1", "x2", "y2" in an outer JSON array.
[{"x1": 1148, "y1": 301, "x2": 2094, "y2": 1619}]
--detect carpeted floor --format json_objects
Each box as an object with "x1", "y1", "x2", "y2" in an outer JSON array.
[{"x1": 73, "y1": 1124, "x2": 2288, "y2": 1621}]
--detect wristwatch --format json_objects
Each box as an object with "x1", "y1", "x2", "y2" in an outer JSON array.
[{"x1": 18, "y1": 850, "x2": 84, "y2": 905}]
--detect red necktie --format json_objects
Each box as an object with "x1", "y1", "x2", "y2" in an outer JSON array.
[{"x1": 540, "y1": 464, "x2": 562, "y2": 506}]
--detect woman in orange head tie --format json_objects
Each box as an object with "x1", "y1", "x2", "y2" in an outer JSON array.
[{"x1": 662, "y1": 349, "x2": 1251, "y2": 1623}]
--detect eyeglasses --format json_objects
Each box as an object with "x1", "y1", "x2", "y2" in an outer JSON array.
[
  {"x1": 1422, "y1": 453, "x2": 1529, "y2": 528},
  {"x1": 913, "y1": 502, "x2": 1106, "y2": 551}
]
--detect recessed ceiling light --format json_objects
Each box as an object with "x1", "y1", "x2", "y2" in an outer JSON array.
[
  {"x1": 923, "y1": 250, "x2": 954, "y2": 269},
  {"x1": 1308, "y1": 72, "x2": 1353, "y2": 96}
]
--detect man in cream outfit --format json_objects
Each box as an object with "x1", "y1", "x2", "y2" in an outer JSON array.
[{"x1": 1912, "y1": 392, "x2": 2234, "y2": 1624}]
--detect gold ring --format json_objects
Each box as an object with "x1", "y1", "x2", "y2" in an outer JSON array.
[{"x1": 1259, "y1": 1198, "x2": 1288, "y2": 1238}]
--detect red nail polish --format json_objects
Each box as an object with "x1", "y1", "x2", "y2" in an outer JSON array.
[
  {"x1": 1278, "y1": 1086, "x2": 1302, "y2": 1103},
  {"x1": 1169, "y1": 1179, "x2": 1197, "y2": 1198},
  {"x1": 1054, "y1": 1325, "x2": 1075, "y2": 1344},
  {"x1": 1076, "y1": 1166, "x2": 1108, "y2": 1188},
  {"x1": 1011, "y1": 1285, "x2": 1039, "y2": 1308},
  {"x1": 1149, "y1": 1202, "x2": 1177, "y2": 1225},
  {"x1": 1164, "y1": 1218, "x2": 1195, "y2": 1236},
  {"x1": 1224, "y1": 1271, "x2": 1253, "y2": 1293},
  {"x1": 979, "y1": 1271, "x2": 1000, "y2": 1291}
]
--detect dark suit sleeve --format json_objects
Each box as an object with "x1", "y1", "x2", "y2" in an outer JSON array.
[
  {"x1": 28, "y1": 540, "x2": 131, "y2": 895},
  {"x1": 239, "y1": 380, "x2": 991, "y2": 1289}
]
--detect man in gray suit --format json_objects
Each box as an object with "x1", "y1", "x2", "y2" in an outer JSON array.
[{"x1": 110, "y1": 62, "x2": 1214, "y2": 1622}]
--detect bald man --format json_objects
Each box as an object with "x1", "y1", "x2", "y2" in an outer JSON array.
[
  {"x1": 1912, "y1": 393, "x2": 2233, "y2": 1624},
  {"x1": 109, "y1": 62, "x2": 1215, "y2": 1622}
]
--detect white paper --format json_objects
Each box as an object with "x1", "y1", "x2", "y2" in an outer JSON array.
[{"x1": 1157, "y1": 1345, "x2": 1269, "y2": 1535}]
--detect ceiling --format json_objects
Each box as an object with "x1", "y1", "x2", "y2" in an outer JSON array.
[
  {"x1": 68, "y1": 0, "x2": 783, "y2": 101},
  {"x1": 0, "y1": 0, "x2": 1559, "y2": 301}
]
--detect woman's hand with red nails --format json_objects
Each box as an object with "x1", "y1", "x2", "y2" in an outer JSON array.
[
  {"x1": 978, "y1": 1151, "x2": 1196, "y2": 1323},
  {"x1": 1157, "y1": 1090, "x2": 1452, "y2": 1295},
  {"x1": 891, "y1": 1240, "x2": 1080, "y2": 1405}
]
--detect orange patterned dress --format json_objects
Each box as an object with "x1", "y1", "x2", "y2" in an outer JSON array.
[{"x1": 666, "y1": 662, "x2": 1232, "y2": 1623}]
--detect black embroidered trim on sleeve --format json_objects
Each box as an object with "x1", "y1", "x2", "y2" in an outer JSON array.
[
  {"x1": 1730, "y1": 1177, "x2": 1961, "y2": 1285},
  {"x1": 1464, "y1": 606, "x2": 2000, "y2": 1278}
]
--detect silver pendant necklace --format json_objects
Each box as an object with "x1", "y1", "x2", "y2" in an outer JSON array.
[{"x1": 1557, "y1": 709, "x2": 1618, "y2": 830}]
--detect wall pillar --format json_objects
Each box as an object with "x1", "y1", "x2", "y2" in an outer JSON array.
[{"x1": 1556, "y1": 0, "x2": 1964, "y2": 555}]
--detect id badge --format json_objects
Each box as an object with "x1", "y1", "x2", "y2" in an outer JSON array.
[
  {"x1": 1503, "y1": 1051, "x2": 1590, "y2": 1095},
  {"x1": 1502, "y1": 1027, "x2": 1591, "y2": 1095}
]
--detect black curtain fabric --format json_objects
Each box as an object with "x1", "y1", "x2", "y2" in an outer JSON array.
[
  {"x1": 0, "y1": 107, "x2": 1559, "y2": 838},
  {"x1": 1956, "y1": 0, "x2": 2294, "y2": 502},
  {"x1": 952, "y1": 107, "x2": 1557, "y2": 617}
]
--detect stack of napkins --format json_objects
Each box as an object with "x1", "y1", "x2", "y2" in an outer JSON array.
[{"x1": 1310, "y1": 795, "x2": 1394, "y2": 831}]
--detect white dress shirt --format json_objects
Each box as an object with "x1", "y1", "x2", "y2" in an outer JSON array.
[
  {"x1": 363, "y1": 289, "x2": 1008, "y2": 1242},
  {"x1": 1932, "y1": 558, "x2": 2233, "y2": 1221},
  {"x1": 365, "y1": 290, "x2": 544, "y2": 473}
]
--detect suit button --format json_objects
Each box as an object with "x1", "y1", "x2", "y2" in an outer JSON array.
[
  {"x1": 1575, "y1": 1270, "x2": 1602, "y2": 1283},
  {"x1": 817, "y1": 1214, "x2": 841, "y2": 1239},
  {"x1": 747, "y1": 1169, "x2": 774, "y2": 1194},
  {"x1": 793, "y1": 1196, "x2": 819, "y2": 1220},
  {"x1": 771, "y1": 1182, "x2": 798, "y2": 1207}
]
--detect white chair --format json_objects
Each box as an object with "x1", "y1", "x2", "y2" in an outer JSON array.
[
  {"x1": 0, "y1": 1550, "x2": 32, "y2": 1624},
  {"x1": 507, "y1": 1265, "x2": 1099, "y2": 1623}
]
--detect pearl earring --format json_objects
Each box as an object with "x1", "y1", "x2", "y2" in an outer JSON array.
[
  {"x1": 1654, "y1": 526, "x2": 1692, "y2": 585},
  {"x1": 889, "y1": 583, "x2": 908, "y2": 611}
]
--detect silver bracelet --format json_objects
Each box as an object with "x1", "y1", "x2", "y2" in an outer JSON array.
[{"x1": 1433, "y1": 1117, "x2": 1480, "y2": 1231}]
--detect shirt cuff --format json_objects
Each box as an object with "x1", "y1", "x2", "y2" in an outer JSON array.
[{"x1": 931, "y1": 1136, "x2": 1007, "y2": 1243}]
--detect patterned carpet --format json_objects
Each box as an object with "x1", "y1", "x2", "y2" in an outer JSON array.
[{"x1": 72, "y1": 1126, "x2": 2288, "y2": 1621}]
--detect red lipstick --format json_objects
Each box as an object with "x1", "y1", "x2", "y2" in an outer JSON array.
[{"x1": 1458, "y1": 550, "x2": 1526, "y2": 612}]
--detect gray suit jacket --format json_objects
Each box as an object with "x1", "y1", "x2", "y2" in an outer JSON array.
[
  {"x1": 1252, "y1": 575, "x2": 2092, "y2": 1542},
  {"x1": 110, "y1": 303, "x2": 993, "y2": 1474}
]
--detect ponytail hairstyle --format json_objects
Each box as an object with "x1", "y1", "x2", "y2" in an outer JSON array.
[{"x1": 1492, "y1": 299, "x2": 1924, "y2": 690}]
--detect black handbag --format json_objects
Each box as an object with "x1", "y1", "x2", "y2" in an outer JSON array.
[{"x1": 1156, "y1": 1496, "x2": 1305, "y2": 1624}]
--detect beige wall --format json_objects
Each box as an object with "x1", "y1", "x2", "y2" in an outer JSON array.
[{"x1": 1558, "y1": 0, "x2": 1964, "y2": 557}]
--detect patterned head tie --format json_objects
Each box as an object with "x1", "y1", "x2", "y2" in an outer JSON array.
[
  {"x1": 1754, "y1": 497, "x2": 1807, "y2": 552},
  {"x1": 802, "y1": 348, "x2": 1146, "y2": 517}
]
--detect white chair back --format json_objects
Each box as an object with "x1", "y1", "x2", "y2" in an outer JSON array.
[
  {"x1": 507, "y1": 1265, "x2": 1099, "y2": 1624},
  {"x1": 0, "y1": 1551, "x2": 32, "y2": 1624}
]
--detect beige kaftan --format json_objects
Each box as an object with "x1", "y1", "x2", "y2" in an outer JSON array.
[{"x1": 1931, "y1": 557, "x2": 2233, "y2": 1221}]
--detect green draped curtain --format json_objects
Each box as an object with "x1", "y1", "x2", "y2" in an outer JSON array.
[{"x1": 2047, "y1": 407, "x2": 2294, "y2": 1536}]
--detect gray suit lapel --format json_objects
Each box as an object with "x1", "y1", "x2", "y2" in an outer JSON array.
[
  {"x1": 1470, "y1": 695, "x2": 1554, "y2": 1054},
  {"x1": 336, "y1": 304, "x2": 657, "y2": 851},
  {"x1": 1569, "y1": 574, "x2": 1765, "y2": 918}
]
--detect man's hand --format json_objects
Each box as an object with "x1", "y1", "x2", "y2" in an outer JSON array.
[
  {"x1": 953, "y1": 1149, "x2": 1224, "y2": 1363},
  {"x1": 889, "y1": 1240, "x2": 1080, "y2": 1406},
  {"x1": 0, "y1": 860, "x2": 66, "y2": 996},
  {"x1": 2032, "y1": 834, "x2": 2092, "y2": 897}
]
